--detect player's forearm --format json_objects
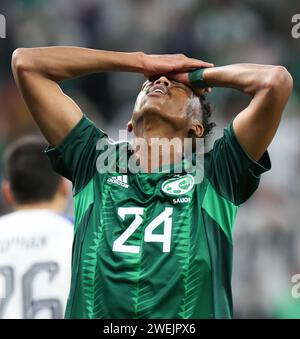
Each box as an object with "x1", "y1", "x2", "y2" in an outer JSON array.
[
  {"x1": 12, "y1": 47, "x2": 145, "y2": 81},
  {"x1": 203, "y1": 63, "x2": 293, "y2": 97}
]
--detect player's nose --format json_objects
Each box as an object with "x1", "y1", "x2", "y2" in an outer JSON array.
[{"x1": 154, "y1": 76, "x2": 171, "y2": 87}]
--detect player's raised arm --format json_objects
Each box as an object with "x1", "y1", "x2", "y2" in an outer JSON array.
[
  {"x1": 11, "y1": 47, "x2": 212, "y2": 146},
  {"x1": 11, "y1": 48, "x2": 142, "y2": 146},
  {"x1": 202, "y1": 64, "x2": 293, "y2": 161},
  {"x1": 168, "y1": 63, "x2": 293, "y2": 161}
]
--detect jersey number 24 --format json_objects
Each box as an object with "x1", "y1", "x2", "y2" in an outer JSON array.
[{"x1": 113, "y1": 207, "x2": 173, "y2": 254}]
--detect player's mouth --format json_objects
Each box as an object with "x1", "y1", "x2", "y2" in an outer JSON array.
[{"x1": 147, "y1": 84, "x2": 169, "y2": 97}]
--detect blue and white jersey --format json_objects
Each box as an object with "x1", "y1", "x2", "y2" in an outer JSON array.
[{"x1": 0, "y1": 209, "x2": 73, "y2": 319}]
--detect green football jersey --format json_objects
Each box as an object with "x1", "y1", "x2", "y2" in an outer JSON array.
[{"x1": 46, "y1": 116, "x2": 271, "y2": 319}]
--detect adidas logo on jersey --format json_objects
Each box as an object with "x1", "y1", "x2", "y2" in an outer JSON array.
[{"x1": 107, "y1": 175, "x2": 129, "y2": 188}]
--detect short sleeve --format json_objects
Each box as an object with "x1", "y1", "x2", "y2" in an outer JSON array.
[
  {"x1": 45, "y1": 115, "x2": 107, "y2": 194},
  {"x1": 204, "y1": 122, "x2": 271, "y2": 206}
]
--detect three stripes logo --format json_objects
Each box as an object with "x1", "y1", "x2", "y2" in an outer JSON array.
[{"x1": 107, "y1": 175, "x2": 129, "y2": 188}]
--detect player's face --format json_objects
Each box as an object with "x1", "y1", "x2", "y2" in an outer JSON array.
[{"x1": 130, "y1": 76, "x2": 200, "y2": 134}]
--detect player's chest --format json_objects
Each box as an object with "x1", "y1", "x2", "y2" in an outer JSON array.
[
  {"x1": 99, "y1": 173, "x2": 200, "y2": 208},
  {"x1": 86, "y1": 173, "x2": 208, "y2": 257}
]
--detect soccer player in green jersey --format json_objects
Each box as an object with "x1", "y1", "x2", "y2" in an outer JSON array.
[{"x1": 12, "y1": 47, "x2": 293, "y2": 319}]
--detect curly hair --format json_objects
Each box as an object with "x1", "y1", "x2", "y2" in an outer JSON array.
[
  {"x1": 199, "y1": 94, "x2": 216, "y2": 140},
  {"x1": 187, "y1": 94, "x2": 215, "y2": 143}
]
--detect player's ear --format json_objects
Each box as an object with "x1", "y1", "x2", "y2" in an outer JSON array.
[
  {"x1": 2, "y1": 181, "x2": 16, "y2": 205},
  {"x1": 190, "y1": 121, "x2": 204, "y2": 138},
  {"x1": 127, "y1": 120, "x2": 133, "y2": 133}
]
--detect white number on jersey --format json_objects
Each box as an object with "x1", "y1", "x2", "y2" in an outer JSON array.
[
  {"x1": 113, "y1": 207, "x2": 144, "y2": 254},
  {"x1": 113, "y1": 207, "x2": 173, "y2": 254}
]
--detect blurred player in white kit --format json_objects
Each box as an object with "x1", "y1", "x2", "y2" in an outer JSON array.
[{"x1": 0, "y1": 136, "x2": 73, "y2": 319}]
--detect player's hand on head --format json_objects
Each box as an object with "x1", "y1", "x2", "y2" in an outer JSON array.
[
  {"x1": 166, "y1": 71, "x2": 212, "y2": 97},
  {"x1": 143, "y1": 53, "x2": 213, "y2": 78}
]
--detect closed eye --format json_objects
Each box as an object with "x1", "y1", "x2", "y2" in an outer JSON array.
[{"x1": 172, "y1": 81, "x2": 190, "y2": 93}]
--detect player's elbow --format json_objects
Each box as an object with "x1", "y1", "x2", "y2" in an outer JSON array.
[
  {"x1": 263, "y1": 66, "x2": 293, "y2": 95},
  {"x1": 11, "y1": 48, "x2": 35, "y2": 75},
  {"x1": 272, "y1": 66, "x2": 293, "y2": 92}
]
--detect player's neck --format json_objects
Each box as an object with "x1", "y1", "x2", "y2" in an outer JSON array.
[
  {"x1": 133, "y1": 116, "x2": 186, "y2": 173},
  {"x1": 135, "y1": 114, "x2": 185, "y2": 139}
]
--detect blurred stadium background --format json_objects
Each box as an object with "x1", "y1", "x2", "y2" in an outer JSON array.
[{"x1": 0, "y1": 0, "x2": 300, "y2": 318}]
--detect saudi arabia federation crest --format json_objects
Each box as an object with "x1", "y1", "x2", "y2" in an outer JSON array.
[{"x1": 162, "y1": 174, "x2": 195, "y2": 196}]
